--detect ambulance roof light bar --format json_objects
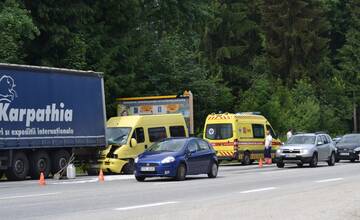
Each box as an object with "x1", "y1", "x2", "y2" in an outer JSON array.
[{"x1": 236, "y1": 112, "x2": 261, "y2": 115}]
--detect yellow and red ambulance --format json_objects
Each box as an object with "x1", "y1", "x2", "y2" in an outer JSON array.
[{"x1": 203, "y1": 112, "x2": 281, "y2": 164}]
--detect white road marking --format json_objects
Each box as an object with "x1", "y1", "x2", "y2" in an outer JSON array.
[
  {"x1": 239, "y1": 187, "x2": 277, "y2": 194},
  {"x1": 0, "y1": 192, "x2": 60, "y2": 200},
  {"x1": 104, "y1": 175, "x2": 134, "y2": 181},
  {"x1": 50, "y1": 175, "x2": 134, "y2": 185},
  {"x1": 153, "y1": 182, "x2": 179, "y2": 185},
  {"x1": 50, "y1": 178, "x2": 98, "y2": 185},
  {"x1": 114, "y1": 201, "x2": 178, "y2": 211},
  {"x1": 315, "y1": 178, "x2": 344, "y2": 183}
]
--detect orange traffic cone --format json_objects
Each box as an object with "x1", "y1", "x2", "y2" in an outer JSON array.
[
  {"x1": 39, "y1": 172, "x2": 46, "y2": 186},
  {"x1": 259, "y1": 158, "x2": 263, "y2": 168},
  {"x1": 98, "y1": 169, "x2": 104, "y2": 182}
]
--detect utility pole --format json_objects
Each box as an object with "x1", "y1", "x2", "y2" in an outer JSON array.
[{"x1": 353, "y1": 90, "x2": 357, "y2": 133}]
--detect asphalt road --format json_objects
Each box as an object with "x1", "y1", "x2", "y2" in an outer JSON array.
[{"x1": 0, "y1": 161, "x2": 359, "y2": 220}]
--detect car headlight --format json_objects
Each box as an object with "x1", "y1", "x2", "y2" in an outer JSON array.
[
  {"x1": 276, "y1": 149, "x2": 282, "y2": 154},
  {"x1": 134, "y1": 157, "x2": 139, "y2": 163},
  {"x1": 161, "y1": 156, "x2": 175, "y2": 164},
  {"x1": 301, "y1": 149, "x2": 309, "y2": 154}
]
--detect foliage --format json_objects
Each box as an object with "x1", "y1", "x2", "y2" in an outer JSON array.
[
  {"x1": 261, "y1": 0, "x2": 330, "y2": 85},
  {"x1": 0, "y1": 0, "x2": 39, "y2": 63},
  {"x1": 0, "y1": 0, "x2": 357, "y2": 136}
]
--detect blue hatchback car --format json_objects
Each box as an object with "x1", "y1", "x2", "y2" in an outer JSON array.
[{"x1": 134, "y1": 137, "x2": 218, "y2": 181}]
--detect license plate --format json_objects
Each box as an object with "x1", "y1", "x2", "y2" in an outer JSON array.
[
  {"x1": 140, "y1": 166, "x2": 155, "y2": 172},
  {"x1": 286, "y1": 154, "x2": 297, "y2": 158},
  {"x1": 340, "y1": 153, "x2": 350, "y2": 156}
]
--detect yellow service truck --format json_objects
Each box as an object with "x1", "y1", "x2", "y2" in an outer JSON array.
[
  {"x1": 203, "y1": 112, "x2": 281, "y2": 165},
  {"x1": 97, "y1": 114, "x2": 188, "y2": 174}
]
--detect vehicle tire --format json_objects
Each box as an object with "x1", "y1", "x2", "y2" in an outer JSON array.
[
  {"x1": 135, "y1": 176, "x2": 145, "y2": 182},
  {"x1": 276, "y1": 162, "x2": 285, "y2": 168},
  {"x1": 242, "y1": 152, "x2": 251, "y2": 165},
  {"x1": 350, "y1": 158, "x2": 356, "y2": 162},
  {"x1": 51, "y1": 150, "x2": 70, "y2": 174},
  {"x1": 309, "y1": 153, "x2": 318, "y2": 168},
  {"x1": 5, "y1": 151, "x2": 30, "y2": 181},
  {"x1": 335, "y1": 158, "x2": 340, "y2": 163},
  {"x1": 87, "y1": 169, "x2": 99, "y2": 176},
  {"x1": 29, "y1": 151, "x2": 51, "y2": 179},
  {"x1": 297, "y1": 163, "x2": 303, "y2": 168},
  {"x1": 122, "y1": 160, "x2": 135, "y2": 174},
  {"x1": 207, "y1": 162, "x2": 218, "y2": 178},
  {"x1": 175, "y1": 163, "x2": 186, "y2": 181},
  {"x1": 328, "y1": 152, "x2": 336, "y2": 166}
]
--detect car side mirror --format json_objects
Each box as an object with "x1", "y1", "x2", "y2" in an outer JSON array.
[
  {"x1": 130, "y1": 138, "x2": 137, "y2": 147},
  {"x1": 317, "y1": 141, "x2": 323, "y2": 146},
  {"x1": 187, "y1": 148, "x2": 196, "y2": 155}
]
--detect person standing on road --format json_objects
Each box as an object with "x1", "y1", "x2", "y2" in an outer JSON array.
[
  {"x1": 286, "y1": 128, "x2": 293, "y2": 140},
  {"x1": 264, "y1": 130, "x2": 272, "y2": 164}
]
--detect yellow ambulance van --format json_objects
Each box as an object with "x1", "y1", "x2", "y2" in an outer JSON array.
[
  {"x1": 203, "y1": 112, "x2": 281, "y2": 164},
  {"x1": 99, "y1": 114, "x2": 188, "y2": 174}
]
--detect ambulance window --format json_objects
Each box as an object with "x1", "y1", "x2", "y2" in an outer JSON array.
[
  {"x1": 148, "y1": 127, "x2": 167, "y2": 142},
  {"x1": 205, "y1": 124, "x2": 233, "y2": 140},
  {"x1": 132, "y1": 127, "x2": 145, "y2": 143},
  {"x1": 170, "y1": 126, "x2": 186, "y2": 137},
  {"x1": 252, "y1": 124, "x2": 265, "y2": 138}
]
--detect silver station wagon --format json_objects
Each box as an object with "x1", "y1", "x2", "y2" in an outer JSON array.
[{"x1": 276, "y1": 133, "x2": 336, "y2": 168}]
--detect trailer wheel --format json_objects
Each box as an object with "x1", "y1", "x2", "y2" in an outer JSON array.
[
  {"x1": 29, "y1": 151, "x2": 51, "y2": 179},
  {"x1": 5, "y1": 151, "x2": 29, "y2": 181},
  {"x1": 51, "y1": 150, "x2": 70, "y2": 174}
]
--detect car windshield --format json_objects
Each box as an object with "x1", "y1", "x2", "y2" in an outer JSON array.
[
  {"x1": 205, "y1": 123, "x2": 233, "y2": 140},
  {"x1": 106, "y1": 127, "x2": 131, "y2": 145},
  {"x1": 339, "y1": 135, "x2": 360, "y2": 144},
  {"x1": 286, "y1": 136, "x2": 316, "y2": 145},
  {"x1": 147, "y1": 139, "x2": 187, "y2": 152}
]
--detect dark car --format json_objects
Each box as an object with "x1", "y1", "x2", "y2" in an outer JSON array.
[
  {"x1": 335, "y1": 134, "x2": 360, "y2": 162},
  {"x1": 134, "y1": 137, "x2": 218, "y2": 181}
]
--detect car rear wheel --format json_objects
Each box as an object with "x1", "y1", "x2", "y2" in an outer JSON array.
[
  {"x1": 135, "y1": 176, "x2": 145, "y2": 182},
  {"x1": 276, "y1": 162, "x2": 285, "y2": 168},
  {"x1": 297, "y1": 163, "x2": 303, "y2": 168},
  {"x1": 328, "y1": 153, "x2": 335, "y2": 166},
  {"x1": 310, "y1": 154, "x2": 318, "y2": 168},
  {"x1": 207, "y1": 162, "x2": 218, "y2": 178},
  {"x1": 350, "y1": 158, "x2": 356, "y2": 162},
  {"x1": 175, "y1": 163, "x2": 186, "y2": 181}
]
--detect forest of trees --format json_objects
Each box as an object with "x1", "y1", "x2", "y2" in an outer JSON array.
[{"x1": 1, "y1": 0, "x2": 359, "y2": 136}]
